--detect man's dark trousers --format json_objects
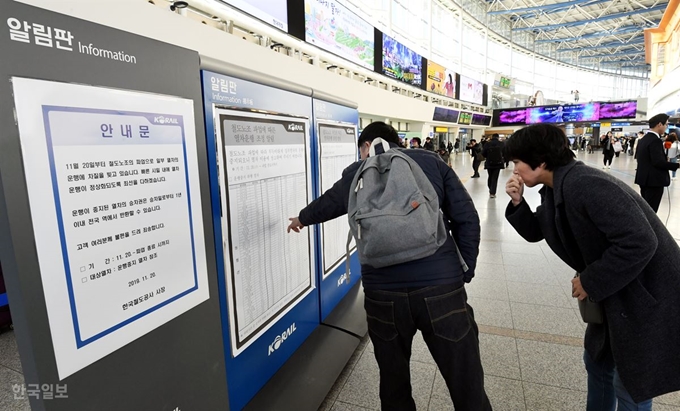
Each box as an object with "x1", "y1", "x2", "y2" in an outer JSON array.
[
  {"x1": 640, "y1": 186, "x2": 664, "y2": 212},
  {"x1": 364, "y1": 283, "x2": 492, "y2": 411},
  {"x1": 472, "y1": 159, "x2": 481, "y2": 177},
  {"x1": 487, "y1": 168, "x2": 501, "y2": 195}
]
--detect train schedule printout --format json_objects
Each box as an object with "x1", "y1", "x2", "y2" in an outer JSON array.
[
  {"x1": 317, "y1": 122, "x2": 357, "y2": 276},
  {"x1": 215, "y1": 108, "x2": 315, "y2": 356},
  {"x1": 11, "y1": 78, "x2": 210, "y2": 379}
]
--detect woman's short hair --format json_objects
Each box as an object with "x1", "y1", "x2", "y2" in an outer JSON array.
[{"x1": 503, "y1": 124, "x2": 575, "y2": 170}]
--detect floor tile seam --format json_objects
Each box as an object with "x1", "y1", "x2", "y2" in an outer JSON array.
[
  {"x1": 521, "y1": 379, "x2": 589, "y2": 393},
  {"x1": 509, "y1": 299, "x2": 582, "y2": 312},
  {"x1": 484, "y1": 371, "x2": 524, "y2": 382},
  {"x1": 478, "y1": 325, "x2": 583, "y2": 348},
  {"x1": 332, "y1": 400, "x2": 375, "y2": 410},
  {"x1": 425, "y1": 364, "x2": 437, "y2": 411},
  {"x1": 0, "y1": 362, "x2": 24, "y2": 375}
]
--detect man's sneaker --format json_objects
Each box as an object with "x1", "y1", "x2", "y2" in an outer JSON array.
[
  {"x1": 490, "y1": 194, "x2": 496, "y2": 198},
  {"x1": 602, "y1": 166, "x2": 606, "y2": 169}
]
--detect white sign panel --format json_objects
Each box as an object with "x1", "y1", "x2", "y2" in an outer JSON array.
[
  {"x1": 11, "y1": 78, "x2": 210, "y2": 379},
  {"x1": 214, "y1": 108, "x2": 315, "y2": 357},
  {"x1": 317, "y1": 122, "x2": 357, "y2": 276},
  {"x1": 459, "y1": 74, "x2": 484, "y2": 106}
]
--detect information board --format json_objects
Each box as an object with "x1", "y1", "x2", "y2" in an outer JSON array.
[
  {"x1": 214, "y1": 108, "x2": 315, "y2": 356},
  {"x1": 317, "y1": 121, "x2": 357, "y2": 276},
  {"x1": 11, "y1": 77, "x2": 210, "y2": 380}
]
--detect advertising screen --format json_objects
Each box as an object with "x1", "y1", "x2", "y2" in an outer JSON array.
[
  {"x1": 304, "y1": 0, "x2": 374, "y2": 70},
  {"x1": 526, "y1": 103, "x2": 600, "y2": 124},
  {"x1": 432, "y1": 107, "x2": 460, "y2": 123},
  {"x1": 599, "y1": 101, "x2": 637, "y2": 119},
  {"x1": 496, "y1": 108, "x2": 527, "y2": 126},
  {"x1": 458, "y1": 112, "x2": 472, "y2": 125},
  {"x1": 382, "y1": 34, "x2": 422, "y2": 86},
  {"x1": 471, "y1": 114, "x2": 491, "y2": 126},
  {"x1": 426, "y1": 60, "x2": 456, "y2": 98},
  {"x1": 459, "y1": 75, "x2": 484, "y2": 105},
  {"x1": 499, "y1": 76, "x2": 511, "y2": 88},
  {"x1": 222, "y1": 0, "x2": 288, "y2": 31}
]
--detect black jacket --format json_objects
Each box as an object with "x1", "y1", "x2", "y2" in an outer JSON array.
[
  {"x1": 481, "y1": 138, "x2": 505, "y2": 170},
  {"x1": 600, "y1": 136, "x2": 615, "y2": 157},
  {"x1": 634, "y1": 132, "x2": 679, "y2": 187},
  {"x1": 298, "y1": 146, "x2": 480, "y2": 289}
]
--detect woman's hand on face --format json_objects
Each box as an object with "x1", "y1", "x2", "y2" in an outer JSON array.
[{"x1": 506, "y1": 174, "x2": 524, "y2": 206}]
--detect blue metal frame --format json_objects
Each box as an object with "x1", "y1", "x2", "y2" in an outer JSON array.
[
  {"x1": 489, "y1": 0, "x2": 602, "y2": 15},
  {"x1": 557, "y1": 38, "x2": 645, "y2": 52},
  {"x1": 513, "y1": 4, "x2": 667, "y2": 31},
  {"x1": 516, "y1": 0, "x2": 611, "y2": 19},
  {"x1": 585, "y1": 50, "x2": 645, "y2": 58},
  {"x1": 535, "y1": 25, "x2": 649, "y2": 43}
]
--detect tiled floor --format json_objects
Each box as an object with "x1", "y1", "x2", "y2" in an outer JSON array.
[
  {"x1": 2, "y1": 149, "x2": 680, "y2": 410},
  {"x1": 319, "y1": 149, "x2": 680, "y2": 411}
]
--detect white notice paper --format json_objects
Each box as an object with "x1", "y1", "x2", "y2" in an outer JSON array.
[
  {"x1": 214, "y1": 108, "x2": 315, "y2": 356},
  {"x1": 12, "y1": 78, "x2": 210, "y2": 379},
  {"x1": 318, "y1": 122, "x2": 357, "y2": 276}
]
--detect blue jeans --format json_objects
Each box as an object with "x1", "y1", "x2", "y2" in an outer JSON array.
[
  {"x1": 584, "y1": 350, "x2": 653, "y2": 411},
  {"x1": 364, "y1": 283, "x2": 491, "y2": 411}
]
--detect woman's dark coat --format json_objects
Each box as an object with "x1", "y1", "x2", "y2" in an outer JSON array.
[{"x1": 506, "y1": 160, "x2": 680, "y2": 402}]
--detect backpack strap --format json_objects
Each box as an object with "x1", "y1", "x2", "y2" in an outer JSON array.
[{"x1": 368, "y1": 138, "x2": 392, "y2": 157}]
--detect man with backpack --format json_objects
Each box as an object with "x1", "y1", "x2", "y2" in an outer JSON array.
[
  {"x1": 482, "y1": 133, "x2": 505, "y2": 198},
  {"x1": 287, "y1": 121, "x2": 490, "y2": 410}
]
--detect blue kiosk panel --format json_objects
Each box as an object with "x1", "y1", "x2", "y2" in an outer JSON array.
[
  {"x1": 201, "y1": 70, "x2": 319, "y2": 411},
  {"x1": 311, "y1": 99, "x2": 362, "y2": 321}
]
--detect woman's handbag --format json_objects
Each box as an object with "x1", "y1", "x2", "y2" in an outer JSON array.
[{"x1": 574, "y1": 272, "x2": 604, "y2": 324}]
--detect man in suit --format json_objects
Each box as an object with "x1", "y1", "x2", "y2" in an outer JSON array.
[{"x1": 635, "y1": 113, "x2": 679, "y2": 212}]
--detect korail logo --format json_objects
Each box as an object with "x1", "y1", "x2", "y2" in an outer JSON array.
[
  {"x1": 153, "y1": 116, "x2": 179, "y2": 125},
  {"x1": 337, "y1": 273, "x2": 348, "y2": 287},
  {"x1": 268, "y1": 323, "x2": 297, "y2": 355},
  {"x1": 287, "y1": 123, "x2": 304, "y2": 132}
]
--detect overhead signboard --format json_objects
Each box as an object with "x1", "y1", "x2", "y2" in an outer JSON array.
[
  {"x1": 426, "y1": 60, "x2": 456, "y2": 98},
  {"x1": 458, "y1": 74, "x2": 484, "y2": 105},
  {"x1": 304, "y1": 0, "x2": 374, "y2": 70},
  {"x1": 222, "y1": 0, "x2": 288, "y2": 31},
  {"x1": 381, "y1": 33, "x2": 422, "y2": 86}
]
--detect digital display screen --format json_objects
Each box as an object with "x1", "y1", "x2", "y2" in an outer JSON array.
[
  {"x1": 432, "y1": 107, "x2": 460, "y2": 123},
  {"x1": 496, "y1": 109, "x2": 527, "y2": 125},
  {"x1": 599, "y1": 101, "x2": 637, "y2": 119},
  {"x1": 382, "y1": 34, "x2": 422, "y2": 86},
  {"x1": 458, "y1": 112, "x2": 472, "y2": 125},
  {"x1": 458, "y1": 75, "x2": 484, "y2": 105},
  {"x1": 526, "y1": 103, "x2": 600, "y2": 124},
  {"x1": 304, "y1": 0, "x2": 374, "y2": 70},
  {"x1": 426, "y1": 60, "x2": 456, "y2": 98},
  {"x1": 222, "y1": 0, "x2": 288, "y2": 31},
  {"x1": 471, "y1": 114, "x2": 491, "y2": 126},
  {"x1": 499, "y1": 76, "x2": 511, "y2": 88}
]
